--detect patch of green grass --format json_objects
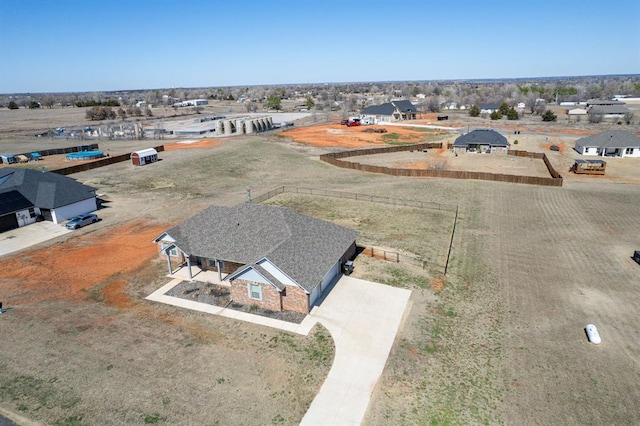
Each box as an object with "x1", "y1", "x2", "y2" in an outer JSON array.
[
  {"x1": 54, "y1": 414, "x2": 84, "y2": 426},
  {"x1": 143, "y1": 413, "x2": 161, "y2": 424}
]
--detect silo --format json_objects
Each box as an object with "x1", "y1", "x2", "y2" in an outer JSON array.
[
  {"x1": 224, "y1": 120, "x2": 232, "y2": 135},
  {"x1": 266, "y1": 117, "x2": 273, "y2": 129},
  {"x1": 236, "y1": 119, "x2": 244, "y2": 135},
  {"x1": 245, "y1": 120, "x2": 254, "y2": 134},
  {"x1": 215, "y1": 120, "x2": 223, "y2": 134}
]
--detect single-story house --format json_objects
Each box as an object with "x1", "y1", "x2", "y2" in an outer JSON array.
[
  {"x1": 453, "y1": 129, "x2": 510, "y2": 154},
  {"x1": 478, "y1": 103, "x2": 500, "y2": 115},
  {"x1": 361, "y1": 100, "x2": 417, "y2": 123},
  {"x1": 567, "y1": 108, "x2": 588, "y2": 122},
  {"x1": 574, "y1": 131, "x2": 640, "y2": 158},
  {"x1": 587, "y1": 105, "x2": 631, "y2": 121},
  {"x1": 153, "y1": 203, "x2": 359, "y2": 314},
  {"x1": 0, "y1": 167, "x2": 98, "y2": 233}
]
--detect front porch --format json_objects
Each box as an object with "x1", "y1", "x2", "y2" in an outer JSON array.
[{"x1": 168, "y1": 264, "x2": 230, "y2": 286}]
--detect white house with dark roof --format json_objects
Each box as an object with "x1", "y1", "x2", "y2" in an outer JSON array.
[
  {"x1": 361, "y1": 100, "x2": 417, "y2": 123},
  {"x1": 574, "y1": 131, "x2": 640, "y2": 158},
  {"x1": 453, "y1": 129, "x2": 510, "y2": 154},
  {"x1": 0, "y1": 168, "x2": 97, "y2": 233},
  {"x1": 153, "y1": 203, "x2": 358, "y2": 314}
]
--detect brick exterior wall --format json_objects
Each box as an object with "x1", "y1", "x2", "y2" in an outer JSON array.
[
  {"x1": 231, "y1": 278, "x2": 282, "y2": 312},
  {"x1": 199, "y1": 258, "x2": 244, "y2": 274},
  {"x1": 157, "y1": 241, "x2": 185, "y2": 265},
  {"x1": 281, "y1": 285, "x2": 309, "y2": 314}
]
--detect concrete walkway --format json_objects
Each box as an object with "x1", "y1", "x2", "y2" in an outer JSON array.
[{"x1": 146, "y1": 275, "x2": 411, "y2": 425}]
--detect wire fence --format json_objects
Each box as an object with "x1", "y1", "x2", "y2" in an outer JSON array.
[{"x1": 252, "y1": 185, "x2": 457, "y2": 212}]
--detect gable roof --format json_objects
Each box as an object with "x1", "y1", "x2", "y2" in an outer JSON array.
[
  {"x1": 588, "y1": 105, "x2": 630, "y2": 115},
  {"x1": 391, "y1": 100, "x2": 417, "y2": 113},
  {"x1": 453, "y1": 129, "x2": 509, "y2": 147},
  {"x1": 160, "y1": 203, "x2": 359, "y2": 293},
  {"x1": 575, "y1": 131, "x2": 640, "y2": 149},
  {"x1": 362, "y1": 100, "x2": 417, "y2": 116},
  {"x1": 362, "y1": 103, "x2": 396, "y2": 116},
  {"x1": 0, "y1": 168, "x2": 96, "y2": 210},
  {"x1": 478, "y1": 103, "x2": 500, "y2": 110}
]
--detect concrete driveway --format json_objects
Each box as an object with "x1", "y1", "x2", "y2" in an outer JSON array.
[
  {"x1": 301, "y1": 276, "x2": 412, "y2": 426},
  {"x1": 0, "y1": 222, "x2": 70, "y2": 257},
  {"x1": 147, "y1": 274, "x2": 411, "y2": 425}
]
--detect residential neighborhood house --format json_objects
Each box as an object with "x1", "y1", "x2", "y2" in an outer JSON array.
[
  {"x1": 0, "y1": 167, "x2": 98, "y2": 233},
  {"x1": 573, "y1": 131, "x2": 640, "y2": 157},
  {"x1": 361, "y1": 100, "x2": 417, "y2": 123},
  {"x1": 477, "y1": 103, "x2": 500, "y2": 115},
  {"x1": 153, "y1": 203, "x2": 359, "y2": 314},
  {"x1": 453, "y1": 129, "x2": 510, "y2": 154}
]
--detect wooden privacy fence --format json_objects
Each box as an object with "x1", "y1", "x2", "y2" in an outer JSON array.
[
  {"x1": 252, "y1": 185, "x2": 457, "y2": 212},
  {"x1": 52, "y1": 145, "x2": 165, "y2": 176},
  {"x1": 14, "y1": 143, "x2": 100, "y2": 159},
  {"x1": 319, "y1": 144, "x2": 563, "y2": 187}
]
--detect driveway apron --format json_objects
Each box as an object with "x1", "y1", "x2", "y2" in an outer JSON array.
[{"x1": 301, "y1": 276, "x2": 412, "y2": 425}]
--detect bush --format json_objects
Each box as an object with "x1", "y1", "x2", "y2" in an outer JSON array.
[
  {"x1": 85, "y1": 106, "x2": 116, "y2": 120},
  {"x1": 542, "y1": 110, "x2": 557, "y2": 122},
  {"x1": 7, "y1": 101, "x2": 19, "y2": 109},
  {"x1": 469, "y1": 105, "x2": 480, "y2": 117},
  {"x1": 28, "y1": 101, "x2": 41, "y2": 109},
  {"x1": 489, "y1": 110, "x2": 502, "y2": 120},
  {"x1": 507, "y1": 107, "x2": 519, "y2": 120}
]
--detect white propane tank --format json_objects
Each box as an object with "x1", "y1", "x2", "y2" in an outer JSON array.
[{"x1": 585, "y1": 324, "x2": 601, "y2": 345}]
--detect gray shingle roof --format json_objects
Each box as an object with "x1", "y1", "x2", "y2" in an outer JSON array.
[
  {"x1": 362, "y1": 103, "x2": 395, "y2": 116},
  {"x1": 453, "y1": 129, "x2": 509, "y2": 147},
  {"x1": 163, "y1": 203, "x2": 359, "y2": 293},
  {"x1": 0, "y1": 168, "x2": 96, "y2": 210},
  {"x1": 575, "y1": 131, "x2": 640, "y2": 149},
  {"x1": 391, "y1": 100, "x2": 417, "y2": 113},
  {"x1": 588, "y1": 105, "x2": 630, "y2": 115},
  {"x1": 362, "y1": 100, "x2": 416, "y2": 116}
]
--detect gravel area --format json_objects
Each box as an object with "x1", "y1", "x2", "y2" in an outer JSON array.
[{"x1": 165, "y1": 281, "x2": 307, "y2": 324}]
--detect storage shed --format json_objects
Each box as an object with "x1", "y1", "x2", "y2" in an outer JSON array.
[
  {"x1": 1, "y1": 154, "x2": 17, "y2": 164},
  {"x1": 131, "y1": 148, "x2": 158, "y2": 166}
]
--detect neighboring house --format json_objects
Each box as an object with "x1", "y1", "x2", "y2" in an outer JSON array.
[
  {"x1": 361, "y1": 100, "x2": 417, "y2": 122},
  {"x1": 453, "y1": 129, "x2": 510, "y2": 154},
  {"x1": 0, "y1": 167, "x2": 98, "y2": 233},
  {"x1": 478, "y1": 103, "x2": 500, "y2": 115},
  {"x1": 574, "y1": 131, "x2": 640, "y2": 158},
  {"x1": 567, "y1": 108, "x2": 588, "y2": 121},
  {"x1": 587, "y1": 105, "x2": 631, "y2": 121},
  {"x1": 586, "y1": 99, "x2": 625, "y2": 107},
  {"x1": 516, "y1": 102, "x2": 526, "y2": 109},
  {"x1": 153, "y1": 203, "x2": 359, "y2": 314}
]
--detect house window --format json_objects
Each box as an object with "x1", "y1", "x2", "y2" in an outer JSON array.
[
  {"x1": 248, "y1": 284, "x2": 262, "y2": 301},
  {"x1": 161, "y1": 242, "x2": 178, "y2": 257},
  {"x1": 625, "y1": 148, "x2": 634, "y2": 155},
  {"x1": 28, "y1": 208, "x2": 36, "y2": 218}
]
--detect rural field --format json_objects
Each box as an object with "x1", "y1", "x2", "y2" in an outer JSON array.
[{"x1": 1, "y1": 108, "x2": 640, "y2": 425}]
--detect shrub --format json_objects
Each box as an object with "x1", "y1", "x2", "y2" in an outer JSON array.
[{"x1": 542, "y1": 110, "x2": 557, "y2": 122}]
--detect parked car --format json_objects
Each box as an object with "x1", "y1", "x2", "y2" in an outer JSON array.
[{"x1": 65, "y1": 213, "x2": 99, "y2": 229}]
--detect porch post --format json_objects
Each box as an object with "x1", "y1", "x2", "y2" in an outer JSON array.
[
  {"x1": 165, "y1": 252, "x2": 172, "y2": 274},
  {"x1": 186, "y1": 254, "x2": 193, "y2": 280},
  {"x1": 216, "y1": 259, "x2": 222, "y2": 281}
]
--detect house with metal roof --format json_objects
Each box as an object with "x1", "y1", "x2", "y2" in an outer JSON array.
[
  {"x1": 587, "y1": 104, "x2": 631, "y2": 121},
  {"x1": 574, "y1": 131, "x2": 640, "y2": 157},
  {"x1": 153, "y1": 203, "x2": 358, "y2": 314},
  {"x1": 0, "y1": 168, "x2": 97, "y2": 233},
  {"x1": 361, "y1": 100, "x2": 417, "y2": 123},
  {"x1": 453, "y1": 129, "x2": 510, "y2": 154}
]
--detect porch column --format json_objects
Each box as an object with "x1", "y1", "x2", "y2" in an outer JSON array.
[
  {"x1": 165, "y1": 252, "x2": 172, "y2": 274},
  {"x1": 216, "y1": 259, "x2": 222, "y2": 281},
  {"x1": 186, "y1": 254, "x2": 193, "y2": 280}
]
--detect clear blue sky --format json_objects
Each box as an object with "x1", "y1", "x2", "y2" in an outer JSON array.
[{"x1": 1, "y1": 0, "x2": 638, "y2": 93}]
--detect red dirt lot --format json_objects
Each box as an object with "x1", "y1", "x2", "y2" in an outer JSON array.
[
  {"x1": 0, "y1": 220, "x2": 167, "y2": 306},
  {"x1": 281, "y1": 123, "x2": 443, "y2": 148}
]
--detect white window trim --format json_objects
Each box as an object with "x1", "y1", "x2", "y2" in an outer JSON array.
[
  {"x1": 248, "y1": 283, "x2": 262, "y2": 301},
  {"x1": 161, "y1": 242, "x2": 178, "y2": 257}
]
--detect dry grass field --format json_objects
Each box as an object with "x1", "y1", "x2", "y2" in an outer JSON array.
[{"x1": 1, "y1": 108, "x2": 640, "y2": 425}]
